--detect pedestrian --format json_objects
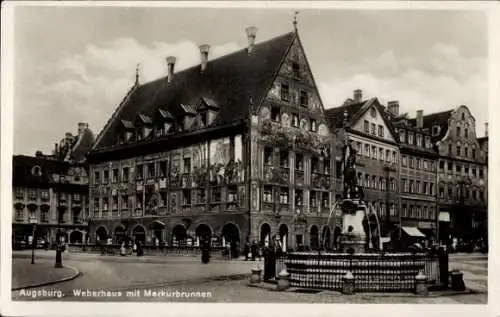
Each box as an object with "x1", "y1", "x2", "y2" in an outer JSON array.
[
  {"x1": 243, "y1": 242, "x2": 250, "y2": 261},
  {"x1": 201, "y1": 238, "x2": 210, "y2": 264},
  {"x1": 250, "y1": 240, "x2": 257, "y2": 261},
  {"x1": 226, "y1": 242, "x2": 231, "y2": 260},
  {"x1": 137, "y1": 241, "x2": 143, "y2": 257},
  {"x1": 120, "y1": 242, "x2": 127, "y2": 256},
  {"x1": 133, "y1": 242, "x2": 137, "y2": 254}
]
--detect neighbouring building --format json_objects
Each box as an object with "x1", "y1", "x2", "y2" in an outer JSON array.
[
  {"x1": 420, "y1": 106, "x2": 488, "y2": 244},
  {"x1": 326, "y1": 90, "x2": 400, "y2": 245},
  {"x1": 12, "y1": 123, "x2": 94, "y2": 247},
  {"x1": 391, "y1": 108, "x2": 439, "y2": 241},
  {"x1": 86, "y1": 24, "x2": 334, "y2": 251}
]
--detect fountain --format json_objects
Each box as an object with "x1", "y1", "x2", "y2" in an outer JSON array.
[{"x1": 277, "y1": 138, "x2": 441, "y2": 293}]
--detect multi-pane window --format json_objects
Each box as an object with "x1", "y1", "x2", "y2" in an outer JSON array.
[
  {"x1": 73, "y1": 193, "x2": 81, "y2": 202},
  {"x1": 371, "y1": 123, "x2": 376, "y2": 135},
  {"x1": 416, "y1": 134, "x2": 422, "y2": 147},
  {"x1": 263, "y1": 186, "x2": 273, "y2": 203},
  {"x1": 280, "y1": 83, "x2": 290, "y2": 101},
  {"x1": 136, "y1": 165, "x2": 144, "y2": 179},
  {"x1": 364, "y1": 120, "x2": 369, "y2": 133},
  {"x1": 279, "y1": 188, "x2": 289, "y2": 204},
  {"x1": 300, "y1": 90, "x2": 308, "y2": 107},
  {"x1": 28, "y1": 189, "x2": 37, "y2": 200},
  {"x1": 40, "y1": 190, "x2": 49, "y2": 201},
  {"x1": 378, "y1": 125, "x2": 384, "y2": 137},
  {"x1": 321, "y1": 192, "x2": 328, "y2": 208},
  {"x1": 94, "y1": 171, "x2": 100, "y2": 185},
  {"x1": 103, "y1": 197, "x2": 109, "y2": 211},
  {"x1": 408, "y1": 132, "x2": 414, "y2": 145},
  {"x1": 372, "y1": 146, "x2": 377, "y2": 159},
  {"x1": 227, "y1": 187, "x2": 237, "y2": 203},
  {"x1": 123, "y1": 167, "x2": 129, "y2": 182},
  {"x1": 103, "y1": 170, "x2": 109, "y2": 184},
  {"x1": 15, "y1": 188, "x2": 24, "y2": 199},
  {"x1": 112, "y1": 168, "x2": 119, "y2": 183}
]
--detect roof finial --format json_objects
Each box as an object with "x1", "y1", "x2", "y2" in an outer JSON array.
[
  {"x1": 293, "y1": 11, "x2": 299, "y2": 32},
  {"x1": 135, "y1": 63, "x2": 140, "y2": 85}
]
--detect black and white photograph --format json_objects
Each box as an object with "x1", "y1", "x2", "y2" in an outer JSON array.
[{"x1": 1, "y1": 1, "x2": 497, "y2": 316}]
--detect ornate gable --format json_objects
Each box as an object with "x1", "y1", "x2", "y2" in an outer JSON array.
[{"x1": 351, "y1": 100, "x2": 397, "y2": 143}]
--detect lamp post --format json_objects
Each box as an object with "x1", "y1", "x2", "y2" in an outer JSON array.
[
  {"x1": 29, "y1": 216, "x2": 38, "y2": 264},
  {"x1": 55, "y1": 174, "x2": 65, "y2": 268}
]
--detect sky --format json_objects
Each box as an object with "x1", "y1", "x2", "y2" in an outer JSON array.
[{"x1": 12, "y1": 5, "x2": 489, "y2": 155}]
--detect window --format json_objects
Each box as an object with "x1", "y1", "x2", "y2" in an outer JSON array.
[
  {"x1": 227, "y1": 187, "x2": 237, "y2": 203},
  {"x1": 310, "y1": 119, "x2": 317, "y2": 132},
  {"x1": 372, "y1": 146, "x2": 377, "y2": 159},
  {"x1": 364, "y1": 120, "x2": 369, "y2": 133},
  {"x1": 479, "y1": 168, "x2": 484, "y2": 178},
  {"x1": 94, "y1": 171, "x2": 100, "y2": 184},
  {"x1": 464, "y1": 147, "x2": 468, "y2": 158},
  {"x1": 321, "y1": 192, "x2": 328, "y2": 208},
  {"x1": 472, "y1": 149, "x2": 476, "y2": 159},
  {"x1": 112, "y1": 196, "x2": 118, "y2": 210},
  {"x1": 402, "y1": 204, "x2": 407, "y2": 217},
  {"x1": 447, "y1": 162, "x2": 452, "y2": 171},
  {"x1": 379, "y1": 177, "x2": 383, "y2": 190},
  {"x1": 390, "y1": 203, "x2": 396, "y2": 216},
  {"x1": 416, "y1": 181, "x2": 421, "y2": 194},
  {"x1": 386, "y1": 149, "x2": 390, "y2": 162},
  {"x1": 425, "y1": 136, "x2": 431, "y2": 148},
  {"x1": 295, "y1": 154, "x2": 304, "y2": 171},
  {"x1": 364, "y1": 144, "x2": 370, "y2": 157},
  {"x1": 93, "y1": 198, "x2": 99, "y2": 210},
  {"x1": 456, "y1": 145, "x2": 461, "y2": 156},
  {"x1": 356, "y1": 142, "x2": 362, "y2": 154},
  {"x1": 409, "y1": 206, "x2": 415, "y2": 218},
  {"x1": 280, "y1": 84, "x2": 290, "y2": 101},
  {"x1": 423, "y1": 206, "x2": 428, "y2": 219},
  {"x1": 456, "y1": 127, "x2": 461, "y2": 137},
  {"x1": 392, "y1": 151, "x2": 397, "y2": 163},
  {"x1": 423, "y1": 182, "x2": 428, "y2": 195},
  {"x1": 423, "y1": 160, "x2": 428, "y2": 170},
  {"x1": 28, "y1": 189, "x2": 37, "y2": 200},
  {"x1": 147, "y1": 163, "x2": 155, "y2": 178},
  {"x1": 292, "y1": 113, "x2": 299, "y2": 127},
  {"x1": 365, "y1": 175, "x2": 370, "y2": 188},
  {"x1": 432, "y1": 126, "x2": 439, "y2": 136},
  {"x1": 464, "y1": 166, "x2": 469, "y2": 175},
  {"x1": 136, "y1": 165, "x2": 144, "y2": 180},
  {"x1": 158, "y1": 162, "x2": 167, "y2": 178},
  {"x1": 465, "y1": 128, "x2": 468, "y2": 138},
  {"x1": 73, "y1": 194, "x2": 81, "y2": 202},
  {"x1": 379, "y1": 148, "x2": 385, "y2": 161},
  {"x1": 103, "y1": 170, "x2": 109, "y2": 184},
  {"x1": 378, "y1": 125, "x2": 384, "y2": 137},
  {"x1": 472, "y1": 190, "x2": 477, "y2": 201},
  {"x1": 416, "y1": 134, "x2": 422, "y2": 147},
  {"x1": 182, "y1": 189, "x2": 191, "y2": 205},
  {"x1": 211, "y1": 187, "x2": 221, "y2": 203},
  {"x1": 447, "y1": 187, "x2": 453, "y2": 199},
  {"x1": 311, "y1": 157, "x2": 319, "y2": 174},
  {"x1": 430, "y1": 184, "x2": 434, "y2": 196},
  {"x1": 15, "y1": 188, "x2": 24, "y2": 199},
  {"x1": 271, "y1": 107, "x2": 280, "y2": 122},
  {"x1": 408, "y1": 132, "x2": 414, "y2": 145},
  {"x1": 123, "y1": 167, "x2": 129, "y2": 182},
  {"x1": 409, "y1": 157, "x2": 414, "y2": 169},
  {"x1": 472, "y1": 168, "x2": 477, "y2": 178},
  {"x1": 121, "y1": 196, "x2": 128, "y2": 209},
  {"x1": 448, "y1": 144, "x2": 452, "y2": 155},
  {"x1": 279, "y1": 188, "x2": 289, "y2": 204},
  {"x1": 280, "y1": 151, "x2": 289, "y2": 168},
  {"x1": 263, "y1": 186, "x2": 273, "y2": 203},
  {"x1": 439, "y1": 161, "x2": 444, "y2": 170},
  {"x1": 40, "y1": 190, "x2": 49, "y2": 201},
  {"x1": 183, "y1": 158, "x2": 191, "y2": 174},
  {"x1": 371, "y1": 123, "x2": 376, "y2": 135},
  {"x1": 103, "y1": 197, "x2": 109, "y2": 211},
  {"x1": 292, "y1": 62, "x2": 300, "y2": 79},
  {"x1": 372, "y1": 176, "x2": 377, "y2": 189},
  {"x1": 479, "y1": 191, "x2": 484, "y2": 201},
  {"x1": 402, "y1": 178, "x2": 408, "y2": 192},
  {"x1": 300, "y1": 90, "x2": 308, "y2": 107},
  {"x1": 409, "y1": 180, "x2": 414, "y2": 193},
  {"x1": 456, "y1": 165, "x2": 461, "y2": 173},
  {"x1": 357, "y1": 173, "x2": 363, "y2": 186},
  {"x1": 264, "y1": 147, "x2": 273, "y2": 166},
  {"x1": 402, "y1": 155, "x2": 407, "y2": 167},
  {"x1": 112, "y1": 168, "x2": 119, "y2": 183},
  {"x1": 295, "y1": 189, "x2": 303, "y2": 206},
  {"x1": 390, "y1": 178, "x2": 396, "y2": 191},
  {"x1": 399, "y1": 131, "x2": 406, "y2": 143},
  {"x1": 416, "y1": 158, "x2": 421, "y2": 169}
]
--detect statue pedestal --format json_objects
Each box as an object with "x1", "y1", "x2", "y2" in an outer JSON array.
[{"x1": 339, "y1": 199, "x2": 367, "y2": 253}]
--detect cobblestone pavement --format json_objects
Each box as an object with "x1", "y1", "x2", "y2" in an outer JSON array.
[
  {"x1": 11, "y1": 258, "x2": 78, "y2": 290},
  {"x1": 449, "y1": 253, "x2": 488, "y2": 293}
]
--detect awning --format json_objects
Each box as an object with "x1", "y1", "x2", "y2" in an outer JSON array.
[
  {"x1": 438, "y1": 212, "x2": 450, "y2": 222},
  {"x1": 401, "y1": 226, "x2": 426, "y2": 238}
]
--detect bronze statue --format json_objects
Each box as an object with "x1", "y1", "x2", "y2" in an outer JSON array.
[{"x1": 341, "y1": 139, "x2": 359, "y2": 199}]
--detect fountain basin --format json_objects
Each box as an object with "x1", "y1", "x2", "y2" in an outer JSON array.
[{"x1": 282, "y1": 252, "x2": 440, "y2": 292}]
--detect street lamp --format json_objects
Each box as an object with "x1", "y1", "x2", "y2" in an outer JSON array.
[
  {"x1": 29, "y1": 216, "x2": 38, "y2": 264},
  {"x1": 55, "y1": 174, "x2": 65, "y2": 268}
]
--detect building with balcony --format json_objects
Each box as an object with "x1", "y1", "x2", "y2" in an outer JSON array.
[
  {"x1": 419, "y1": 106, "x2": 488, "y2": 244},
  {"x1": 391, "y1": 109, "x2": 439, "y2": 240},
  {"x1": 12, "y1": 123, "x2": 94, "y2": 246},
  {"x1": 86, "y1": 24, "x2": 334, "y2": 251},
  {"x1": 326, "y1": 91, "x2": 400, "y2": 243}
]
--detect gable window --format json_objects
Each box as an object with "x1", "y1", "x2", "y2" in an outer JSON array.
[
  {"x1": 310, "y1": 119, "x2": 317, "y2": 132},
  {"x1": 292, "y1": 62, "x2": 300, "y2": 79},
  {"x1": 371, "y1": 123, "x2": 376, "y2": 135},
  {"x1": 378, "y1": 125, "x2": 384, "y2": 137},
  {"x1": 364, "y1": 120, "x2": 369, "y2": 133},
  {"x1": 200, "y1": 112, "x2": 208, "y2": 127},
  {"x1": 280, "y1": 84, "x2": 290, "y2": 101},
  {"x1": 456, "y1": 127, "x2": 461, "y2": 137},
  {"x1": 292, "y1": 113, "x2": 299, "y2": 127},
  {"x1": 271, "y1": 107, "x2": 280, "y2": 122},
  {"x1": 300, "y1": 90, "x2": 309, "y2": 107}
]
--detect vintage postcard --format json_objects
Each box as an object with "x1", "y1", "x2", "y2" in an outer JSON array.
[{"x1": 1, "y1": 1, "x2": 497, "y2": 317}]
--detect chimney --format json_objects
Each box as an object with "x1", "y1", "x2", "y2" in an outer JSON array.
[
  {"x1": 416, "y1": 110, "x2": 424, "y2": 129},
  {"x1": 353, "y1": 89, "x2": 362, "y2": 103},
  {"x1": 77, "y1": 122, "x2": 88, "y2": 136},
  {"x1": 166, "y1": 56, "x2": 176, "y2": 83},
  {"x1": 54, "y1": 143, "x2": 58, "y2": 156},
  {"x1": 199, "y1": 44, "x2": 210, "y2": 73},
  {"x1": 387, "y1": 100, "x2": 399, "y2": 116},
  {"x1": 65, "y1": 132, "x2": 73, "y2": 139},
  {"x1": 245, "y1": 26, "x2": 258, "y2": 54},
  {"x1": 485, "y1": 122, "x2": 488, "y2": 137}
]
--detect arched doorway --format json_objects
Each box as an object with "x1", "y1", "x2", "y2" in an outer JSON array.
[
  {"x1": 195, "y1": 224, "x2": 212, "y2": 246},
  {"x1": 150, "y1": 220, "x2": 166, "y2": 244},
  {"x1": 333, "y1": 226, "x2": 342, "y2": 249},
  {"x1": 260, "y1": 223, "x2": 271, "y2": 247},
  {"x1": 279, "y1": 224, "x2": 289, "y2": 251},
  {"x1": 322, "y1": 226, "x2": 331, "y2": 250},
  {"x1": 132, "y1": 225, "x2": 146, "y2": 245},
  {"x1": 96, "y1": 226, "x2": 108, "y2": 243},
  {"x1": 222, "y1": 223, "x2": 241, "y2": 258},
  {"x1": 70, "y1": 231, "x2": 83, "y2": 244},
  {"x1": 114, "y1": 226, "x2": 126, "y2": 245},
  {"x1": 172, "y1": 225, "x2": 187, "y2": 246},
  {"x1": 310, "y1": 225, "x2": 319, "y2": 250}
]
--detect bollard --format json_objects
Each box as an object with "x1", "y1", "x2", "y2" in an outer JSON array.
[
  {"x1": 414, "y1": 271, "x2": 428, "y2": 295},
  {"x1": 276, "y1": 269, "x2": 291, "y2": 291},
  {"x1": 342, "y1": 271, "x2": 355, "y2": 295},
  {"x1": 250, "y1": 266, "x2": 262, "y2": 284},
  {"x1": 450, "y1": 270, "x2": 465, "y2": 291}
]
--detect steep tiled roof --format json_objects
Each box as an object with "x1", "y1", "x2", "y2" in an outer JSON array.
[
  {"x1": 408, "y1": 110, "x2": 453, "y2": 141},
  {"x1": 93, "y1": 32, "x2": 297, "y2": 150},
  {"x1": 68, "y1": 128, "x2": 95, "y2": 163},
  {"x1": 324, "y1": 101, "x2": 366, "y2": 130},
  {"x1": 12, "y1": 155, "x2": 70, "y2": 188}
]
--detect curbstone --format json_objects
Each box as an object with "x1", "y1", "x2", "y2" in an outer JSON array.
[{"x1": 11, "y1": 265, "x2": 80, "y2": 291}]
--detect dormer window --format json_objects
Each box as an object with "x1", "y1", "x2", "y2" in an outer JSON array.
[
  {"x1": 180, "y1": 104, "x2": 197, "y2": 131},
  {"x1": 197, "y1": 97, "x2": 219, "y2": 127},
  {"x1": 432, "y1": 125, "x2": 440, "y2": 136},
  {"x1": 200, "y1": 112, "x2": 208, "y2": 127}
]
